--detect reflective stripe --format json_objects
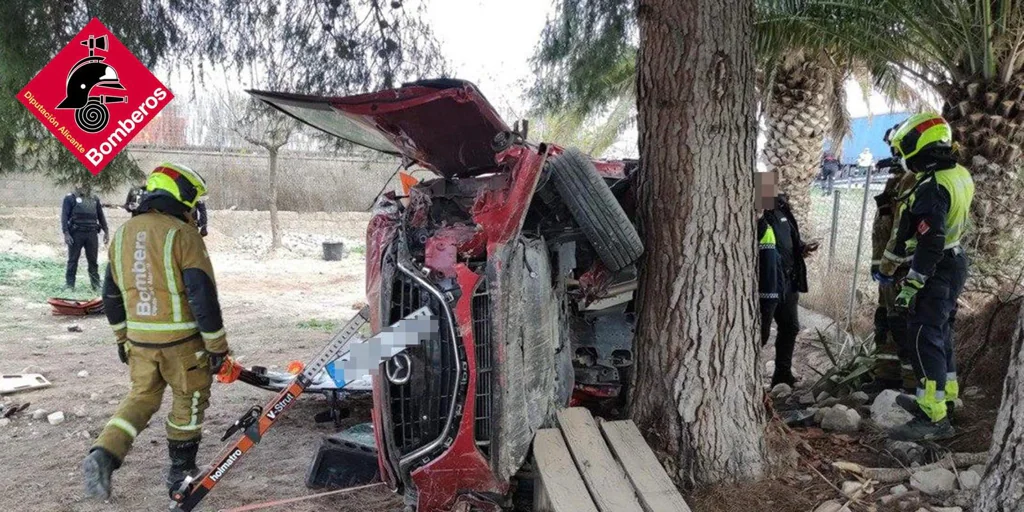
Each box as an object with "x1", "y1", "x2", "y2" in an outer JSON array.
[
  {"x1": 201, "y1": 328, "x2": 225, "y2": 340},
  {"x1": 127, "y1": 320, "x2": 198, "y2": 331},
  {"x1": 947, "y1": 372, "x2": 958, "y2": 380},
  {"x1": 759, "y1": 292, "x2": 779, "y2": 299},
  {"x1": 107, "y1": 417, "x2": 137, "y2": 439},
  {"x1": 167, "y1": 391, "x2": 203, "y2": 432},
  {"x1": 163, "y1": 229, "x2": 182, "y2": 322},
  {"x1": 167, "y1": 420, "x2": 203, "y2": 432},
  {"x1": 883, "y1": 250, "x2": 911, "y2": 263},
  {"x1": 944, "y1": 241, "x2": 961, "y2": 250},
  {"x1": 871, "y1": 259, "x2": 881, "y2": 265},
  {"x1": 112, "y1": 228, "x2": 125, "y2": 293},
  {"x1": 109, "y1": 321, "x2": 126, "y2": 331}
]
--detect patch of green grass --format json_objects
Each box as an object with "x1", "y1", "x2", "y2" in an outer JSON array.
[
  {"x1": 296, "y1": 318, "x2": 337, "y2": 332},
  {"x1": 0, "y1": 253, "x2": 96, "y2": 301},
  {"x1": 349, "y1": 245, "x2": 366, "y2": 255}
]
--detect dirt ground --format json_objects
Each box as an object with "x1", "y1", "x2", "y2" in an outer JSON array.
[
  {"x1": 0, "y1": 206, "x2": 1012, "y2": 512},
  {"x1": 0, "y1": 207, "x2": 402, "y2": 512}
]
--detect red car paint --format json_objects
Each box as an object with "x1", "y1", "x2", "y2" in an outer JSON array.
[{"x1": 252, "y1": 80, "x2": 638, "y2": 512}]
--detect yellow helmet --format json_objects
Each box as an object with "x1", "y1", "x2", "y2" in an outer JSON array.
[
  {"x1": 889, "y1": 113, "x2": 952, "y2": 161},
  {"x1": 146, "y1": 162, "x2": 207, "y2": 208}
]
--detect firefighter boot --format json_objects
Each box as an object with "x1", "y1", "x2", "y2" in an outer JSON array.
[
  {"x1": 167, "y1": 439, "x2": 200, "y2": 497},
  {"x1": 889, "y1": 416, "x2": 955, "y2": 442},
  {"x1": 82, "y1": 447, "x2": 119, "y2": 500},
  {"x1": 889, "y1": 381, "x2": 954, "y2": 441}
]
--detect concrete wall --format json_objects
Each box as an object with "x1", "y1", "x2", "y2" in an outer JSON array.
[{"x1": 0, "y1": 147, "x2": 401, "y2": 212}]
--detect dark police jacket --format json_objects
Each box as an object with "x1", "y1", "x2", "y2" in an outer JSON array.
[
  {"x1": 62, "y1": 192, "x2": 108, "y2": 234},
  {"x1": 762, "y1": 195, "x2": 809, "y2": 294}
]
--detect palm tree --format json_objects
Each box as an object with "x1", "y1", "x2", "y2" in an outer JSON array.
[
  {"x1": 778, "y1": 0, "x2": 1024, "y2": 268},
  {"x1": 532, "y1": 0, "x2": 918, "y2": 228}
]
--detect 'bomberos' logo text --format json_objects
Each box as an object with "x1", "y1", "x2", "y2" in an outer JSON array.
[{"x1": 17, "y1": 18, "x2": 174, "y2": 175}]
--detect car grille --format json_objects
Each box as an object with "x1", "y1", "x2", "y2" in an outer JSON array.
[
  {"x1": 471, "y1": 278, "x2": 493, "y2": 457},
  {"x1": 386, "y1": 266, "x2": 459, "y2": 457}
]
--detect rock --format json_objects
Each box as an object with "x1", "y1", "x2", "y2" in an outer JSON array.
[
  {"x1": 820, "y1": 397, "x2": 841, "y2": 407},
  {"x1": 72, "y1": 405, "x2": 86, "y2": 417},
  {"x1": 31, "y1": 409, "x2": 48, "y2": 420},
  {"x1": 845, "y1": 391, "x2": 870, "y2": 406},
  {"x1": 962, "y1": 386, "x2": 982, "y2": 398},
  {"x1": 79, "y1": 430, "x2": 91, "y2": 439},
  {"x1": 21, "y1": 365, "x2": 44, "y2": 374},
  {"x1": 67, "y1": 324, "x2": 82, "y2": 332},
  {"x1": 47, "y1": 411, "x2": 65, "y2": 425},
  {"x1": 968, "y1": 464, "x2": 986, "y2": 477},
  {"x1": 814, "y1": 406, "x2": 830, "y2": 424},
  {"x1": 880, "y1": 494, "x2": 898, "y2": 505},
  {"x1": 771, "y1": 383, "x2": 792, "y2": 399},
  {"x1": 871, "y1": 389, "x2": 915, "y2": 429},
  {"x1": 821, "y1": 407, "x2": 861, "y2": 432},
  {"x1": 89, "y1": 393, "x2": 100, "y2": 401},
  {"x1": 930, "y1": 508, "x2": 963, "y2": 512},
  {"x1": 890, "y1": 484, "x2": 908, "y2": 495},
  {"x1": 798, "y1": 393, "x2": 815, "y2": 406},
  {"x1": 816, "y1": 391, "x2": 832, "y2": 403},
  {"x1": 958, "y1": 469, "x2": 981, "y2": 490},
  {"x1": 0, "y1": 418, "x2": 10, "y2": 427},
  {"x1": 910, "y1": 467, "x2": 957, "y2": 495},
  {"x1": 885, "y1": 439, "x2": 927, "y2": 466},
  {"x1": 107, "y1": 400, "x2": 118, "y2": 405},
  {"x1": 813, "y1": 500, "x2": 849, "y2": 512},
  {"x1": 77, "y1": 370, "x2": 89, "y2": 378},
  {"x1": 841, "y1": 480, "x2": 862, "y2": 497},
  {"x1": 833, "y1": 403, "x2": 849, "y2": 412}
]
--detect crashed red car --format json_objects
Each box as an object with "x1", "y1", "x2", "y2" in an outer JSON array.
[{"x1": 250, "y1": 79, "x2": 643, "y2": 512}]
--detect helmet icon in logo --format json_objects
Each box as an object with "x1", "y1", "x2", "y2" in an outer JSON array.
[
  {"x1": 386, "y1": 353, "x2": 412, "y2": 385},
  {"x1": 55, "y1": 35, "x2": 127, "y2": 133}
]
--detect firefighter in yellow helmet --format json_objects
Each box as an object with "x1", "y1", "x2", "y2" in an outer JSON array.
[
  {"x1": 83, "y1": 162, "x2": 230, "y2": 500},
  {"x1": 877, "y1": 113, "x2": 974, "y2": 442}
]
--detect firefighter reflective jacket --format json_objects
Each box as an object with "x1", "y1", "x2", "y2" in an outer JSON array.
[
  {"x1": 885, "y1": 164, "x2": 974, "y2": 279},
  {"x1": 877, "y1": 171, "x2": 918, "y2": 275},
  {"x1": 102, "y1": 207, "x2": 227, "y2": 353}
]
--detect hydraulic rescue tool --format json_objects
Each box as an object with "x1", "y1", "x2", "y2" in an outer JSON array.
[{"x1": 170, "y1": 305, "x2": 434, "y2": 511}]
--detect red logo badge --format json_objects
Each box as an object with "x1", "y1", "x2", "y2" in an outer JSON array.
[
  {"x1": 917, "y1": 220, "x2": 931, "y2": 235},
  {"x1": 17, "y1": 18, "x2": 174, "y2": 175}
]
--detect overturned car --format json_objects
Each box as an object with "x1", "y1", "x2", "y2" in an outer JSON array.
[{"x1": 250, "y1": 79, "x2": 643, "y2": 511}]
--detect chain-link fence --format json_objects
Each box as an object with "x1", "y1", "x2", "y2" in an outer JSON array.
[{"x1": 803, "y1": 168, "x2": 896, "y2": 339}]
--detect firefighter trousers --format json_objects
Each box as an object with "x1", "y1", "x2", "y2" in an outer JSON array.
[
  {"x1": 875, "y1": 267, "x2": 915, "y2": 388},
  {"x1": 907, "y1": 251, "x2": 968, "y2": 421},
  {"x1": 94, "y1": 337, "x2": 213, "y2": 462}
]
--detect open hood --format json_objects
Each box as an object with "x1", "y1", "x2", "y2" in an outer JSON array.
[{"x1": 248, "y1": 79, "x2": 511, "y2": 178}]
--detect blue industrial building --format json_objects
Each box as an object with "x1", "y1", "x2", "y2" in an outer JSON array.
[{"x1": 826, "y1": 112, "x2": 908, "y2": 164}]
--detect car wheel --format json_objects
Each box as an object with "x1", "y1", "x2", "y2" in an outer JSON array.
[{"x1": 546, "y1": 148, "x2": 643, "y2": 271}]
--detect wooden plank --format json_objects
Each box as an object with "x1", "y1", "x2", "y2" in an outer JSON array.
[
  {"x1": 557, "y1": 408, "x2": 643, "y2": 512},
  {"x1": 600, "y1": 420, "x2": 692, "y2": 512},
  {"x1": 533, "y1": 428, "x2": 599, "y2": 512}
]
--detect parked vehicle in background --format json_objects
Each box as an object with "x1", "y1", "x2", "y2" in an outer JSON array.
[{"x1": 250, "y1": 79, "x2": 644, "y2": 511}]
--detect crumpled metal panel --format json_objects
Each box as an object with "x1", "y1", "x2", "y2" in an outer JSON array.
[{"x1": 489, "y1": 237, "x2": 571, "y2": 482}]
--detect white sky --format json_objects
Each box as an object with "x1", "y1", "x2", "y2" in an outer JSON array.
[{"x1": 165, "y1": 1, "x2": 932, "y2": 159}]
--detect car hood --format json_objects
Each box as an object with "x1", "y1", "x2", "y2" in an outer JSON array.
[{"x1": 248, "y1": 79, "x2": 510, "y2": 178}]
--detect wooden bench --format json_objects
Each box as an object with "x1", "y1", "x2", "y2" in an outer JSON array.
[{"x1": 533, "y1": 407, "x2": 692, "y2": 512}]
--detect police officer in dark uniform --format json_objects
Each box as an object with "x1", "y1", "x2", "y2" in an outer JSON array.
[
  {"x1": 194, "y1": 200, "x2": 208, "y2": 237},
  {"x1": 759, "y1": 171, "x2": 820, "y2": 386},
  {"x1": 879, "y1": 113, "x2": 974, "y2": 441},
  {"x1": 61, "y1": 183, "x2": 109, "y2": 291}
]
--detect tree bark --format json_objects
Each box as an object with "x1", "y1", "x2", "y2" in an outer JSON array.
[
  {"x1": 630, "y1": 0, "x2": 768, "y2": 487},
  {"x1": 268, "y1": 147, "x2": 282, "y2": 249},
  {"x1": 975, "y1": 299, "x2": 1024, "y2": 512}
]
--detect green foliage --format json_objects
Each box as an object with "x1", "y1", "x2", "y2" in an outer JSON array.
[
  {"x1": 0, "y1": 0, "x2": 446, "y2": 189},
  {"x1": 349, "y1": 245, "x2": 366, "y2": 255},
  {"x1": 809, "y1": 328, "x2": 885, "y2": 395},
  {"x1": 0, "y1": 253, "x2": 95, "y2": 301},
  {"x1": 296, "y1": 318, "x2": 337, "y2": 332}
]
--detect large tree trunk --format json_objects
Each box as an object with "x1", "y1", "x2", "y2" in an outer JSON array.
[
  {"x1": 761, "y1": 50, "x2": 832, "y2": 230},
  {"x1": 975, "y1": 299, "x2": 1024, "y2": 511},
  {"x1": 268, "y1": 147, "x2": 282, "y2": 249},
  {"x1": 941, "y1": 81, "x2": 1024, "y2": 276},
  {"x1": 631, "y1": 0, "x2": 768, "y2": 487}
]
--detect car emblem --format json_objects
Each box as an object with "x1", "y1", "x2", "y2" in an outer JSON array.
[{"x1": 386, "y1": 353, "x2": 412, "y2": 385}]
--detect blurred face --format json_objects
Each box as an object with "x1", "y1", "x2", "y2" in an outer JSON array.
[{"x1": 756, "y1": 171, "x2": 778, "y2": 211}]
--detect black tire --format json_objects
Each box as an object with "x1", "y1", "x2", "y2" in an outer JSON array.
[{"x1": 546, "y1": 148, "x2": 643, "y2": 271}]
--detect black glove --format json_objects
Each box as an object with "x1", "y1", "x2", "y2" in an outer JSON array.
[
  {"x1": 875, "y1": 157, "x2": 899, "y2": 170},
  {"x1": 117, "y1": 343, "x2": 128, "y2": 365},
  {"x1": 199, "y1": 227, "x2": 208, "y2": 237},
  {"x1": 208, "y1": 352, "x2": 228, "y2": 375},
  {"x1": 64, "y1": 233, "x2": 73, "y2": 246}
]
